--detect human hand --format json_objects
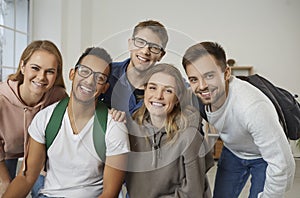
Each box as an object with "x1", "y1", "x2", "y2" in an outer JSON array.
[{"x1": 109, "y1": 108, "x2": 126, "y2": 123}]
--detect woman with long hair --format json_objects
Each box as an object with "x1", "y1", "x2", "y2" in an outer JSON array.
[
  {"x1": 125, "y1": 63, "x2": 213, "y2": 198},
  {"x1": 0, "y1": 40, "x2": 67, "y2": 196}
]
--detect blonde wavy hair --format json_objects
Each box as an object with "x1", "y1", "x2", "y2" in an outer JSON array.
[{"x1": 132, "y1": 63, "x2": 193, "y2": 141}]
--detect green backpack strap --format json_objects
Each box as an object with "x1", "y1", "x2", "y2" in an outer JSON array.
[
  {"x1": 45, "y1": 97, "x2": 108, "y2": 161},
  {"x1": 93, "y1": 100, "x2": 108, "y2": 162},
  {"x1": 45, "y1": 97, "x2": 69, "y2": 151}
]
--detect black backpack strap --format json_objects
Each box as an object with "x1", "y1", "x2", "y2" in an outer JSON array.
[{"x1": 237, "y1": 75, "x2": 288, "y2": 137}]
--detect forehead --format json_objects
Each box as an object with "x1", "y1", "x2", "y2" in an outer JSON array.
[
  {"x1": 134, "y1": 28, "x2": 162, "y2": 45},
  {"x1": 80, "y1": 55, "x2": 109, "y2": 73},
  {"x1": 186, "y1": 54, "x2": 222, "y2": 75},
  {"x1": 148, "y1": 72, "x2": 176, "y2": 88},
  {"x1": 28, "y1": 50, "x2": 57, "y2": 67}
]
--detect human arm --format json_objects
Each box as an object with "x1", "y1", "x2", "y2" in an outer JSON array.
[
  {"x1": 0, "y1": 134, "x2": 12, "y2": 196},
  {"x1": 0, "y1": 161, "x2": 11, "y2": 196},
  {"x1": 98, "y1": 153, "x2": 127, "y2": 198},
  {"x1": 2, "y1": 137, "x2": 45, "y2": 198},
  {"x1": 247, "y1": 102, "x2": 295, "y2": 198}
]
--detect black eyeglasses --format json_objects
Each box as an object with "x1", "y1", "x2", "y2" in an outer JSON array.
[
  {"x1": 132, "y1": 37, "x2": 164, "y2": 54},
  {"x1": 75, "y1": 64, "x2": 108, "y2": 85}
]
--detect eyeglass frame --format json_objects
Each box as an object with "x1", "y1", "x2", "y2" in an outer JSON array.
[
  {"x1": 132, "y1": 37, "x2": 164, "y2": 54},
  {"x1": 75, "y1": 64, "x2": 109, "y2": 85}
]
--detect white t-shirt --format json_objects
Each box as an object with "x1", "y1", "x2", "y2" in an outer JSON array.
[{"x1": 28, "y1": 102, "x2": 130, "y2": 198}]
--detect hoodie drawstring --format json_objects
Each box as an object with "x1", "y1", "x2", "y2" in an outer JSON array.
[
  {"x1": 151, "y1": 132, "x2": 166, "y2": 167},
  {"x1": 22, "y1": 107, "x2": 28, "y2": 176}
]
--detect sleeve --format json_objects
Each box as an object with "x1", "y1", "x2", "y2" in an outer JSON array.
[
  {"x1": 246, "y1": 101, "x2": 296, "y2": 197},
  {"x1": 105, "y1": 114, "x2": 130, "y2": 156},
  {"x1": 0, "y1": 98, "x2": 5, "y2": 161},
  {"x1": 172, "y1": 128, "x2": 211, "y2": 198},
  {"x1": 0, "y1": 136, "x2": 4, "y2": 161},
  {"x1": 28, "y1": 104, "x2": 55, "y2": 145}
]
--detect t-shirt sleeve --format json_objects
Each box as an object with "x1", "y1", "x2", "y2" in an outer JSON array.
[
  {"x1": 28, "y1": 103, "x2": 57, "y2": 144},
  {"x1": 105, "y1": 114, "x2": 130, "y2": 156}
]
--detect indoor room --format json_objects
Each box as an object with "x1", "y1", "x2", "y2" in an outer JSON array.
[{"x1": 1, "y1": 0, "x2": 299, "y2": 197}]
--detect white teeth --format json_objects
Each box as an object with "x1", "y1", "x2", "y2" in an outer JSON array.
[
  {"x1": 33, "y1": 82, "x2": 44, "y2": 87},
  {"x1": 201, "y1": 92, "x2": 210, "y2": 96},
  {"x1": 80, "y1": 85, "x2": 92, "y2": 93},
  {"x1": 152, "y1": 102, "x2": 164, "y2": 107},
  {"x1": 137, "y1": 55, "x2": 148, "y2": 62}
]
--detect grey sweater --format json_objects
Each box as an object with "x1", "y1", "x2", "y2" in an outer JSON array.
[{"x1": 125, "y1": 109, "x2": 213, "y2": 198}]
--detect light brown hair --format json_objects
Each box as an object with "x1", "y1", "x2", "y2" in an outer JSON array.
[{"x1": 8, "y1": 40, "x2": 65, "y2": 88}]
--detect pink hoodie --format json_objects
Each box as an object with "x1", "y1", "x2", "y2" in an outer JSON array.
[{"x1": 0, "y1": 80, "x2": 67, "y2": 161}]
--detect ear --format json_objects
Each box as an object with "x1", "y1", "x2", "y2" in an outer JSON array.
[
  {"x1": 101, "y1": 82, "x2": 110, "y2": 94},
  {"x1": 20, "y1": 60, "x2": 25, "y2": 74},
  {"x1": 128, "y1": 38, "x2": 133, "y2": 51},
  {"x1": 157, "y1": 50, "x2": 166, "y2": 62},
  {"x1": 69, "y1": 68, "x2": 76, "y2": 81},
  {"x1": 224, "y1": 66, "x2": 231, "y2": 81}
]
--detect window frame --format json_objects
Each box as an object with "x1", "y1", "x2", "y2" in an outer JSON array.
[{"x1": 0, "y1": 0, "x2": 30, "y2": 82}]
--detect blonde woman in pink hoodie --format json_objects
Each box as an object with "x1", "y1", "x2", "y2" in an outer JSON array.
[{"x1": 0, "y1": 40, "x2": 67, "y2": 196}]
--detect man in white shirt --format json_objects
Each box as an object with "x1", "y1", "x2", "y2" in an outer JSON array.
[
  {"x1": 182, "y1": 41, "x2": 295, "y2": 198},
  {"x1": 3, "y1": 47, "x2": 130, "y2": 198}
]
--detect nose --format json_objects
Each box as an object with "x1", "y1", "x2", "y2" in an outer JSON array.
[
  {"x1": 37, "y1": 71, "x2": 46, "y2": 80},
  {"x1": 154, "y1": 89, "x2": 164, "y2": 99},
  {"x1": 198, "y1": 77, "x2": 208, "y2": 90},
  {"x1": 140, "y1": 45, "x2": 151, "y2": 55},
  {"x1": 85, "y1": 73, "x2": 96, "y2": 85}
]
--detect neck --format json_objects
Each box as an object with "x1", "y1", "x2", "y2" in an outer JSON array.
[
  {"x1": 126, "y1": 63, "x2": 146, "y2": 89},
  {"x1": 150, "y1": 115, "x2": 166, "y2": 129},
  {"x1": 19, "y1": 84, "x2": 44, "y2": 106},
  {"x1": 68, "y1": 95, "x2": 96, "y2": 134},
  {"x1": 210, "y1": 79, "x2": 229, "y2": 112}
]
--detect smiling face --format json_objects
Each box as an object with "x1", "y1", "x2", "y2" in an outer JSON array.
[
  {"x1": 20, "y1": 50, "x2": 58, "y2": 97},
  {"x1": 144, "y1": 72, "x2": 178, "y2": 120},
  {"x1": 186, "y1": 54, "x2": 230, "y2": 111},
  {"x1": 128, "y1": 28, "x2": 165, "y2": 72},
  {"x1": 69, "y1": 55, "x2": 109, "y2": 105}
]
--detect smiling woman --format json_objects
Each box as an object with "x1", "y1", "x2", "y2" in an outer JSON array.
[
  {"x1": 0, "y1": 40, "x2": 68, "y2": 197},
  {"x1": 125, "y1": 63, "x2": 214, "y2": 198}
]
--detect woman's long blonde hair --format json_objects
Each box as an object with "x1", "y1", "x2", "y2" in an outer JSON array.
[
  {"x1": 132, "y1": 63, "x2": 192, "y2": 141},
  {"x1": 8, "y1": 40, "x2": 65, "y2": 88}
]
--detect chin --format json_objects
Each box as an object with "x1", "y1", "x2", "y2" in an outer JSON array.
[
  {"x1": 199, "y1": 98, "x2": 211, "y2": 105},
  {"x1": 31, "y1": 88, "x2": 47, "y2": 95}
]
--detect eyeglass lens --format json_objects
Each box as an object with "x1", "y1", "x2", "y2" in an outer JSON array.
[
  {"x1": 77, "y1": 65, "x2": 108, "y2": 84},
  {"x1": 133, "y1": 37, "x2": 163, "y2": 54}
]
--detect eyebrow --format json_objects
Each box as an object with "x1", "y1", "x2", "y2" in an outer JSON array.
[
  {"x1": 148, "y1": 82, "x2": 176, "y2": 89},
  {"x1": 29, "y1": 63, "x2": 40, "y2": 67},
  {"x1": 29, "y1": 63, "x2": 56, "y2": 70},
  {"x1": 204, "y1": 71, "x2": 216, "y2": 76},
  {"x1": 188, "y1": 71, "x2": 216, "y2": 79}
]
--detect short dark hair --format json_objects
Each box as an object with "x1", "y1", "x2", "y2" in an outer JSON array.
[
  {"x1": 132, "y1": 20, "x2": 168, "y2": 49},
  {"x1": 182, "y1": 41, "x2": 227, "y2": 72},
  {"x1": 75, "y1": 47, "x2": 112, "y2": 75}
]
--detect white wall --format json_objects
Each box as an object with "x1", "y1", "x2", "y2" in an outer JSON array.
[{"x1": 31, "y1": 0, "x2": 300, "y2": 96}]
